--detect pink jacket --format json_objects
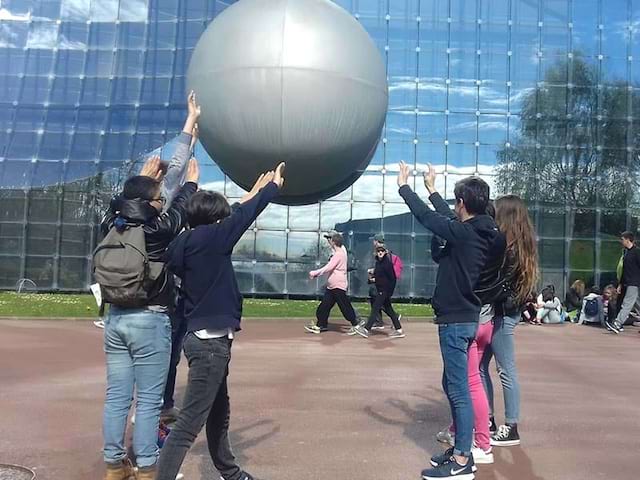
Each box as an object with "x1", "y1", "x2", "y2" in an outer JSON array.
[{"x1": 310, "y1": 246, "x2": 348, "y2": 291}]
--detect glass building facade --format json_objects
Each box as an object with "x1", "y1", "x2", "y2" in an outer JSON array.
[{"x1": 1, "y1": 0, "x2": 639, "y2": 298}]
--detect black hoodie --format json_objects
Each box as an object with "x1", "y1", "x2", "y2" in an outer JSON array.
[
  {"x1": 400, "y1": 186, "x2": 500, "y2": 324},
  {"x1": 430, "y1": 214, "x2": 506, "y2": 306}
]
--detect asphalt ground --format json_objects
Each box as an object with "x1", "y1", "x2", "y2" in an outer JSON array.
[{"x1": 1, "y1": 318, "x2": 638, "y2": 480}]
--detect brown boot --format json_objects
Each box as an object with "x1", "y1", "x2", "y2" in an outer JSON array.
[
  {"x1": 135, "y1": 466, "x2": 156, "y2": 480},
  {"x1": 104, "y1": 458, "x2": 135, "y2": 480}
]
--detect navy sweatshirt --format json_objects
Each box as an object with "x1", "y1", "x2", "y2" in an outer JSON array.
[
  {"x1": 399, "y1": 185, "x2": 500, "y2": 324},
  {"x1": 165, "y1": 182, "x2": 279, "y2": 332}
]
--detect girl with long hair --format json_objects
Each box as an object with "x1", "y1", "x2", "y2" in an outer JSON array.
[{"x1": 480, "y1": 194, "x2": 538, "y2": 447}]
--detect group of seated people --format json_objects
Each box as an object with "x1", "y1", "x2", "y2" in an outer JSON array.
[{"x1": 520, "y1": 280, "x2": 626, "y2": 328}]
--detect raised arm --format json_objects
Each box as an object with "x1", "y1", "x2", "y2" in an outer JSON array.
[
  {"x1": 162, "y1": 91, "x2": 200, "y2": 208},
  {"x1": 216, "y1": 163, "x2": 285, "y2": 252},
  {"x1": 148, "y1": 159, "x2": 199, "y2": 237},
  {"x1": 423, "y1": 163, "x2": 456, "y2": 219},
  {"x1": 397, "y1": 162, "x2": 468, "y2": 243},
  {"x1": 399, "y1": 186, "x2": 469, "y2": 243}
]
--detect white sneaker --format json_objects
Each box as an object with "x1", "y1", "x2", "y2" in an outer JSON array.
[
  {"x1": 472, "y1": 446, "x2": 494, "y2": 464},
  {"x1": 389, "y1": 329, "x2": 405, "y2": 339},
  {"x1": 93, "y1": 319, "x2": 105, "y2": 329}
]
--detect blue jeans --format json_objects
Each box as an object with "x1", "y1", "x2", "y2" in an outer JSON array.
[
  {"x1": 438, "y1": 322, "x2": 478, "y2": 457},
  {"x1": 103, "y1": 307, "x2": 171, "y2": 468},
  {"x1": 479, "y1": 315, "x2": 520, "y2": 424}
]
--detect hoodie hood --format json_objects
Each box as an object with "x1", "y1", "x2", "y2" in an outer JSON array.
[
  {"x1": 119, "y1": 198, "x2": 158, "y2": 224},
  {"x1": 467, "y1": 214, "x2": 500, "y2": 241}
]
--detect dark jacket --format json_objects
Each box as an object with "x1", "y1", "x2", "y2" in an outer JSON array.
[
  {"x1": 430, "y1": 212, "x2": 506, "y2": 306},
  {"x1": 565, "y1": 287, "x2": 583, "y2": 312},
  {"x1": 621, "y1": 245, "x2": 640, "y2": 287},
  {"x1": 400, "y1": 186, "x2": 500, "y2": 324},
  {"x1": 374, "y1": 253, "x2": 397, "y2": 296},
  {"x1": 494, "y1": 249, "x2": 519, "y2": 317},
  {"x1": 100, "y1": 182, "x2": 196, "y2": 308},
  {"x1": 165, "y1": 182, "x2": 279, "y2": 332}
]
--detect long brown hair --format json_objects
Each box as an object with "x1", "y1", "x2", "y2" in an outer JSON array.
[{"x1": 494, "y1": 195, "x2": 539, "y2": 305}]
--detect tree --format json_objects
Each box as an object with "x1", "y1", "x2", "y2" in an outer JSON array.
[{"x1": 496, "y1": 54, "x2": 639, "y2": 237}]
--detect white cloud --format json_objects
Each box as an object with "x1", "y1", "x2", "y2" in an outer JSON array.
[
  {"x1": 0, "y1": 7, "x2": 31, "y2": 21},
  {"x1": 60, "y1": 0, "x2": 148, "y2": 22},
  {"x1": 26, "y1": 22, "x2": 58, "y2": 49}
]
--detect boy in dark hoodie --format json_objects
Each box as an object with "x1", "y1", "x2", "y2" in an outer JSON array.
[
  {"x1": 155, "y1": 163, "x2": 285, "y2": 480},
  {"x1": 398, "y1": 162, "x2": 499, "y2": 480}
]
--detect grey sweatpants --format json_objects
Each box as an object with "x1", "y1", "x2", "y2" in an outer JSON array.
[{"x1": 615, "y1": 285, "x2": 640, "y2": 326}]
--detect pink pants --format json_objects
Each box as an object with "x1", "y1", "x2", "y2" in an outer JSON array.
[{"x1": 450, "y1": 321, "x2": 492, "y2": 450}]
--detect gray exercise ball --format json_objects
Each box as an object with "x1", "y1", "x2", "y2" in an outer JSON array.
[{"x1": 187, "y1": 0, "x2": 388, "y2": 206}]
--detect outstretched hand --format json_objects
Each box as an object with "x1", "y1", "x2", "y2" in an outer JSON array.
[
  {"x1": 140, "y1": 155, "x2": 164, "y2": 181},
  {"x1": 239, "y1": 170, "x2": 275, "y2": 204},
  {"x1": 183, "y1": 91, "x2": 201, "y2": 135},
  {"x1": 397, "y1": 161, "x2": 411, "y2": 188},
  {"x1": 273, "y1": 162, "x2": 286, "y2": 189},
  {"x1": 187, "y1": 91, "x2": 201, "y2": 120},
  {"x1": 423, "y1": 163, "x2": 437, "y2": 194}
]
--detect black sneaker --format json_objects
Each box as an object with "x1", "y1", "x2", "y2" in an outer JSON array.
[
  {"x1": 489, "y1": 416, "x2": 497, "y2": 434},
  {"x1": 605, "y1": 320, "x2": 619, "y2": 333},
  {"x1": 490, "y1": 423, "x2": 520, "y2": 447},
  {"x1": 422, "y1": 455, "x2": 475, "y2": 479},
  {"x1": 430, "y1": 447, "x2": 477, "y2": 472},
  {"x1": 430, "y1": 447, "x2": 454, "y2": 467}
]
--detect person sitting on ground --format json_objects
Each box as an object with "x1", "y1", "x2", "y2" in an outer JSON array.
[
  {"x1": 521, "y1": 293, "x2": 538, "y2": 324},
  {"x1": 305, "y1": 231, "x2": 359, "y2": 334},
  {"x1": 536, "y1": 285, "x2": 563, "y2": 324},
  {"x1": 602, "y1": 284, "x2": 618, "y2": 328},
  {"x1": 577, "y1": 287, "x2": 604, "y2": 326},
  {"x1": 565, "y1": 279, "x2": 585, "y2": 323},
  {"x1": 353, "y1": 246, "x2": 405, "y2": 339},
  {"x1": 155, "y1": 163, "x2": 285, "y2": 480}
]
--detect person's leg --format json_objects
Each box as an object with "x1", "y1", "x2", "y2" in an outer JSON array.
[
  {"x1": 205, "y1": 363, "x2": 244, "y2": 480},
  {"x1": 490, "y1": 315, "x2": 521, "y2": 426},
  {"x1": 365, "y1": 291, "x2": 386, "y2": 330},
  {"x1": 333, "y1": 288, "x2": 358, "y2": 326},
  {"x1": 315, "y1": 289, "x2": 336, "y2": 329},
  {"x1": 545, "y1": 309, "x2": 561, "y2": 324},
  {"x1": 469, "y1": 323, "x2": 492, "y2": 452},
  {"x1": 438, "y1": 322, "x2": 477, "y2": 459},
  {"x1": 156, "y1": 334, "x2": 232, "y2": 480},
  {"x1": 479, "y1": 337, "x2": 495, "y2": 418},
  {"x1": 615, "y1": 286, "x2": 638, "y2": 327},
  {"x1": 128, "y1": 311, "x2": 172, "y2": 470},
  {"x1": 381, "y1": 295, "x2": 402, "y2": 330},
  {"x1": 103, "y1": 310, "x2": 135, "y2": 466},
  {"x1": 163, "y1": 312, "x2": 188, "y2": 412},
  {"x1": 369, "y1": 285, "x2": 383, "y2": 326}
]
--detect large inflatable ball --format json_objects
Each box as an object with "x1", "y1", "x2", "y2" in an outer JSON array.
[{"x1": 187, "y1": 0, "x2": 388, "y2": 205}]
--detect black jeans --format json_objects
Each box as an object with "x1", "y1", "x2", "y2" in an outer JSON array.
[
  {"x1": 316, "y1": 288, "x2": 358, "y2": 328},
  {"x1": 163, "y1": 312, "x2": 188, "y2": 410},
  {"x1": 365, "y1": 290, "x2": 401, "y2": 330},
  {"x1": 156, "y1": 334, "x2": 243, "y2": 480}
]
